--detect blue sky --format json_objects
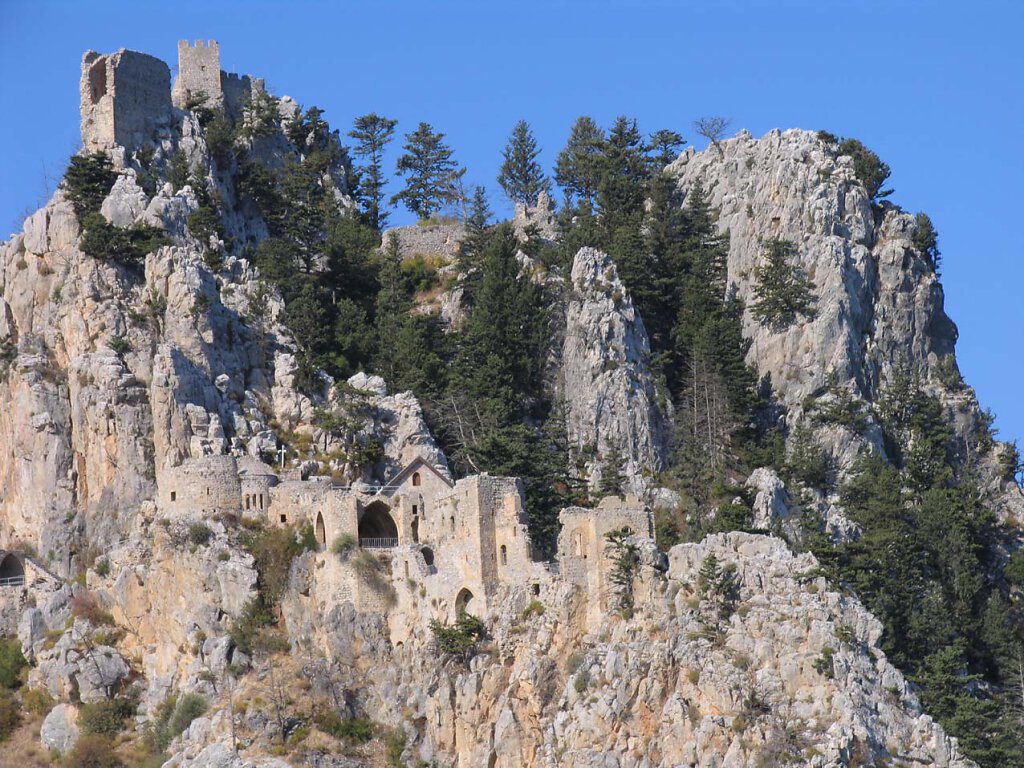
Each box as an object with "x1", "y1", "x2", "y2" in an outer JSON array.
[{"x1": 1, "y1": 0, "x2": 1021, "y2": 448}]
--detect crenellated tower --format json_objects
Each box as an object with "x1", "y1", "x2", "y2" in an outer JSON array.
[{"x1": 171, "y1": 39, "x2": 223, "y2": 110}]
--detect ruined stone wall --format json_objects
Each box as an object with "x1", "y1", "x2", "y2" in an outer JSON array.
[
  {"x1": 557, "y1": 496, "x2": 652, "y2": 629},
  {"x1": 156, "y1": 455, "x2": 241, "y2": 516},
  {"x1": 80, "y1": 49, "x2": 171, "y2": 153},
  {"x1": 172, "y1": 40, "x2": 223, "y2": 110}
]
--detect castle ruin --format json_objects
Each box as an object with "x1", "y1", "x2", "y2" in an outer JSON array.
[
  {"x1": 81, "y1": 40, "x2": 263, "y2": 151},
  {"x1": 80, "y1": 49, "x2": 172, "y2": 153},
  {"x1": 156, "y1": 452, "x2": 654, "y2": 627}
]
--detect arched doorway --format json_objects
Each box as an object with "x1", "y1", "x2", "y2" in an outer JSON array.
[
  {"x1": 0, "y1": 553, "x2": 25, "y2": 586},
  {"x1": 315, "y1": 512, "x2": 326, "y2": 548},
  {"x1": 359, "y1": 501, "x2": 398, "y2": 548},
  {"x1": 454, "y1": 587, "x2": 474, "y2": 615}
]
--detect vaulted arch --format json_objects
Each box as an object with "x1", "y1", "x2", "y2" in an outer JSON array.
[
  {"x1": 0, "y1": 553, "x2": 25, "y2": 586},
  {"x1": 315, "y1": 512, "x2": 326, "y2": 548},
  {"x1": 359, "y1": 500, "x2": 398, "y2": 547}
]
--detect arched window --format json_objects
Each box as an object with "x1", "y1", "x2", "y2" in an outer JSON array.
[
  {"x1": 450, "y1": 515, "x2": 455, "y2": 533},
  {"x1": 455, "y1": 588, "x2": 474, "y2": 614},
  {"x1": 315, "y1": 512, "x2": 326, "y2": 548},
  {"x1": 500, "y1": 545, "x2": 507, "y2": 566},
  {"x1": 412, "y1": 472, "x2": 422, "y2": 487}
]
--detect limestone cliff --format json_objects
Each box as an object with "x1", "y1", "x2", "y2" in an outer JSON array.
[{"x1": 561, "y1": 247, "x2": 669, "y2": 494}]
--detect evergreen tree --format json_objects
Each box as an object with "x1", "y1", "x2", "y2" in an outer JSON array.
[
  {"x1": 373, "y1": 234, "x2": 411, "y2": 385},
  {"x1": 458, "y1": 186, "x2": 493, "y2": 291},
  {"x1": 348, "y1": 113, "x2": 398, "y2": 231},
  {"x1": 497, "y1": 120, "x2": 550, "y2": 206},
  {"x1": 391, "y1": 122, "x2": 463, "y2": 219},
  {"x1": 599, "y1": 446, "x2": 627, "y2": 497},
  {"x1": 648, "y1": 129, "x2": 686, "y2": 169},
  {"x1": 750, "y1": 238, "x2": 817, "y2": 329},
  {"x1": 596, "y1": 116, "x2": 649, "y2": 240},
  {"x1": 554, "y1": 116, "x2": 605, "y2": 208}
]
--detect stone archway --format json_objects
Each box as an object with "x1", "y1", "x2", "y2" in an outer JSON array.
[
  {"x1": 359, "y1": 500, "x2": 398, "y2": 548},
  {"x1": 315, "y1": 512, "x2": 326, "y2": 548},
  {"x1": 454, "y1": 587, "x2": 474, "y2": 615},
  {"x1": 0, "y1": 553, "x2": 25, "y2": 586}
]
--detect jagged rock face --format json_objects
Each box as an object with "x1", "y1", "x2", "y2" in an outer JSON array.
[
  {"x1": 270, "y1": 532, "x2": 973, "y2": 768},
  {"x1": 666, "y1": 129, "x2": 956, "y2": 426},
  {"x1": 561, "y1": 247, "x2": 668, "y2": 493}
]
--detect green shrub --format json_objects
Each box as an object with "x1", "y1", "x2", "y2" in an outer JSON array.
[
  {"x1": 21, "y1": 687, "x2": 54, "y2": 716},
  {"x1": 65, "y1": 733, "x2": 124, "y2": 768},
  {"x1": 239, "y1": 522, "x2": 307, "y2": 609},
  {"x1": 0, "y1": 638, "x2": 26, "y2": 691},
  {"x1": 385, "y1": 729, "x2": 407, "y2": 767},
  {"x1": 298, "y1": 523, "x2": 318, "y2": 552},
  {"x1": 813, "y1": 646, "x2": 835, "y2": 678},
  {"x1": 187, "y1": 523, "x2": 213, "y2": 546},
  {"x1": 79, "y1": 212, "x2": 167, "y2": 265},
  {"x1": 430, "y1": 611, "x2": 487, "y2": 661},
  {"x1": 228, "y1": 598, "x2": 275, "y2": 656},
  {"x1": 313, "y1": 711, "x2": 373, "y2": 743},
  {"x1": 143, "y1": 692, "x2": 206, "y2": 753},
  {"x1": 79, "y1": 697, "x2": 133, "y2": 737},
  {"x1": 167, "y1": 693, "x2": 206, "y2": 738},
  {"x1": 331, "y1": 533, "x2": 357, "y2": 559},
  {"x1": 94, "y1": 558, "x2": 111, "y2": 578},
  {"x1": 786, "y1": 422, "x2": 830, "y2": 489},
  {"x1": 604, "y1": 527, "x2": 640, "y2": 614},
  {"x1": 108, "y1": 337, "x2": 131, "y2": 358},
  {"x1": 63, "y1": 153, "x2": 119, "y2": 220},
  {"x1": 520, "y1": 600, "x2": 544, "y2": 620},
  {"x1": 401, "y1": 253, "x2": 440, "y2": 293},
  {"x1": 0, "y1": 695, "x2": 21, "y2": 742},
  {"x1": 836, "y1": 138, "x2": 892, "y2": 201}
]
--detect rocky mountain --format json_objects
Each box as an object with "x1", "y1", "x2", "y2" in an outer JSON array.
[{"x1": 0, "y1": 42, "x2": 1019, "y2": 768}]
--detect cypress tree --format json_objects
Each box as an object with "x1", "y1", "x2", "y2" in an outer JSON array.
[{"x1": 497, "y1": 120, "x2": 550, "y2": 206}]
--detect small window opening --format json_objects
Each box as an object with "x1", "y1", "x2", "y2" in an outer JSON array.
[
  {"x1": 260, "y1": 494, "x2": 264, "y2": 509},
  {"x1": 412, "y1": 472, "x2": 422, "y2": 487},
  {"x1": 532, "y1": 583, "x2": 540, "y2": 596},
  {"x1": 245, "y1": 496, "x2": 250, "y2": 510},
  {"x1": 412, "y1": 504, "x2": 418, "y2": 516},
  {"x1": 279, "y1": 514, "x2": 287, "y2": 523},
  {"x1": 170, "y1": 491, "x2": 177, "y2": 502},
  {"x1": 450, "y1": 515, "x2": 455, "y2": 533},
  {"x1": 500, "y1": 545, "x2": 507, "y2": 566}
]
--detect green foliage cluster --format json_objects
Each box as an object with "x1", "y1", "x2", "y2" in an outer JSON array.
[
  {"x1": 143, "y1": 692, "x2": 207, "y2": 753},
  {"x1": 65, "y1": 733, "x2": 124, "y2": 768},
  {"x1": 187, "y1": 522, "x2": 213, "y2": 546},
  {"x1": 836, "y1": 137, "x2": 893, "y2": 201},
  {"x1": 429, "y1": 611, "x2": 487, "y2": 662},
  {"x1": 0, "y1": 695, "x2": 20, "y2": 742},
  {"x1": 391, "y1": 122, "x2": 464, "y2": 219},
  {"x1": 79, "y1": 697, "x2": 134, "y2": 737},
  {"x1": 64, "y1": 152, "x2": 166, "y2": 265},
  {"x1": 913, "y1": 212, "x2": 941, "y2": 273},
  {"x1": 498, "y1": 120, "x2": 550, "y2": 205},
  {"x1": 0, "y1": 637, "x2": 26, "y2": 691},
  {"x1": 750, "y1": 238, "x2": 817, "y2": 330},
  {"x1": 806, "y1": 443, "x2": 1024, "y2": 765},
  {"x1": 314, "y1": 711, "x2": 373, "y2": 743},
  {"x1": 63, "y1": 153, "x2": 119, "y2": 220},
  {"x1": 696, "y1": 553, "x2": 740, "y2": 629},
  {"x1": 603, "y1": 527, "x2": 640, "y2": 615}
]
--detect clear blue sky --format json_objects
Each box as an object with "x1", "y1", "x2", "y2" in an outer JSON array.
[{"x1": 1, "y1": 0, "x2": 1021, "y2": 449}]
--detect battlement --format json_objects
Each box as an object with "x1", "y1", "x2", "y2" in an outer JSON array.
[{"x1": 172, "y1": 38, "x2": 223, "y2": 110}]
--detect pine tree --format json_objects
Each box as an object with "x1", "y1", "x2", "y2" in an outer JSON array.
[
  {"x1": 750, "y1": 238, "x2": 817, "y2": 330},
  {"x1": 458, "y1": 186, "x2": 493, "y2": 289},
  {"x1": 391, "y1": 122, "x2": 463, "y2": 219},
  {"x1": 348, "y1": 113, "x2": 398, "y2": 231},
  {"x1": 648, "y1": 129, "x2": 686, "y2": 169},
  {"x1": 599, "y1": 446, "x2": 627, "y2": 497},
  {"x1": 497, "y1": 120, "x2": 550, "y2": 206},
  {"x1": 596, "y1": 116, "x2": 649, "y2": 240},
  {"x1": 373, "y1": 234, "x2": 411, "y2": 385},
  {"x1": 554, "y1": 116, "x2": 605, "y2": 208}
]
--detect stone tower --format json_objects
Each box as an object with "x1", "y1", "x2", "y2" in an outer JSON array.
[
  {"x1": 80, "y1": 49, "x2": 172, "y2": 153},
  {"x1": 172, "y1": 39, "x2": 223, "y2": 110}
]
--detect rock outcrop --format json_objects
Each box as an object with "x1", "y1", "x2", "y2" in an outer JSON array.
[{"x1": 561, "y1": 247, "x2": 668, "y2": 493}]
